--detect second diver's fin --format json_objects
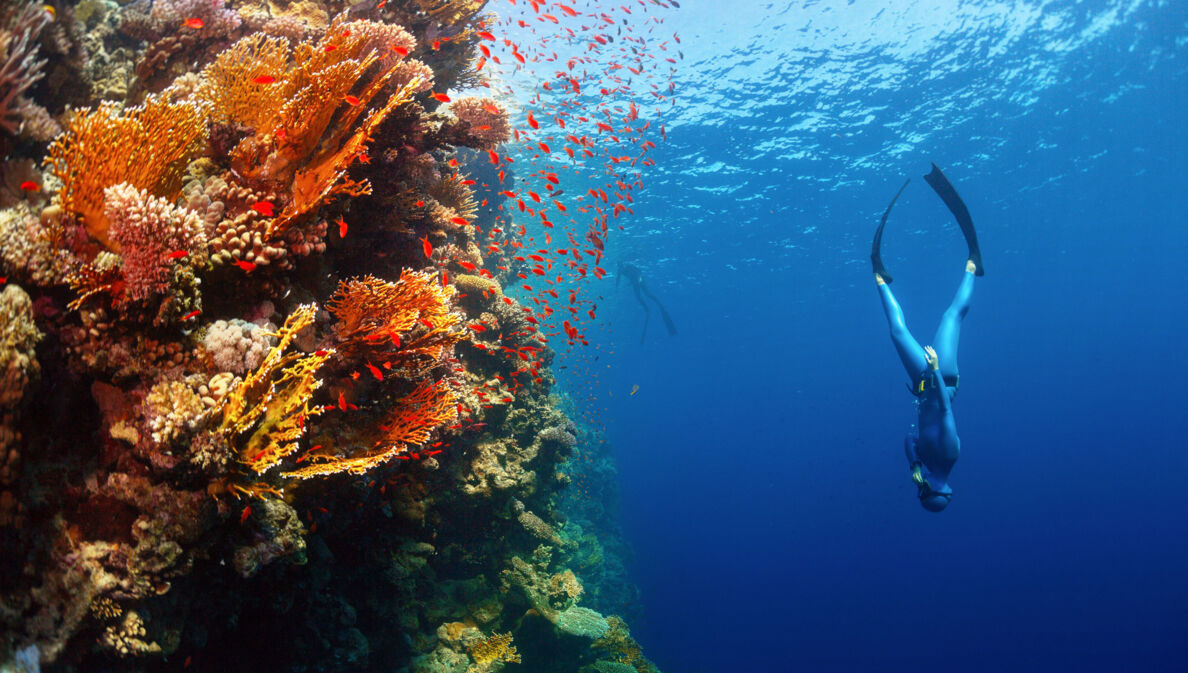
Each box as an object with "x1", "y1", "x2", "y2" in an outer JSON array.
[
  {"x1": 923, "y1": 163, "x2": 984, "y2": 276},
  {"x1": 872, "y1": 178, "x2": 911, "y2": 283}
]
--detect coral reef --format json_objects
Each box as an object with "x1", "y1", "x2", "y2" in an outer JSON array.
[{"x1": 0, "y1": 1, "x2": 663, "y2": 671}]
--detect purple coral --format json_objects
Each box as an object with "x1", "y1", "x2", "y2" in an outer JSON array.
[
  {"x1": 104, "y1": 183, "x2": 206, "y2": 302},
  {"x1": 0, "y1": 2, "x2": 50, "y2": 136}
]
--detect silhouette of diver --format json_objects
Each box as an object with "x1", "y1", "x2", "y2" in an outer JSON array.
[
  {"x1": 871, "y1": 164, "x2": 983, "y2": 513},
  {"x1": 617, "y1": 262, "x2": 677, "y2": 345}
]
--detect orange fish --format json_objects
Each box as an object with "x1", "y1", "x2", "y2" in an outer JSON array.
[
  {"x1": 233, "y1": 260, "x2": 257, "y2": 273},
  {"x1": 183, "y1": 17, "x2": 204, "y2": 29},
  {"x1": 478, "y1": 31, "x2": 496, "y2": 40},
  {"x1": 527, "y1": 112, "x2": 539, "y2": 129},
  {"x1": 450, "y1": 216, "x2": 468, "y2": 226},
  {"x1": 344, "y1": 95, "x2": 361, "y2": 106},
  {"x1": 432, "y1": 92, "x2": 451, "y2": 103},
  {"x1": 324, "y1": 44, "x2": 338, "y2": 52},
  {"x1": 365, "y1": 362, "x2": 383, "y2": 381},
  {"x1": 19, "y1": 181, "x2": 39, "y2": 192},
  {"x1": 336, "y1": 216, "x2": 348, "y2": 238},
  {"x1": 421, "y1": 236, "x2": 433, "y2": 259},
  {"x1": 391, "y1": 45, "x2": 408, "y2": 56},
  {"x1": 252, "y1": 75, "x2": 275, "y2": 84},
  {"x1": 166, "y1": 250, "x2": 188, "y2": 260},
  {"x1": 250, "y1": 200, "x2": 274, "y2": 216},
  {"x1": 240, "y1": 505, "x2": 252, "y2": 523}
]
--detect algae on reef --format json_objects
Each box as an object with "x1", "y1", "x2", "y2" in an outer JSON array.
[{"x1": 0, "y1": 1, "x2": 660, "y2": 671}]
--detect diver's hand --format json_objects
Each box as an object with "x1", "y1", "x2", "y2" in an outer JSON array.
[
  {"x1": 924, "y1": 346, "x2": 939, "y2": 371},
  {"x1": 966, "y1": 259, "x2": 977, "y2": 274},
  {"x1": 875, "y1": 273, "x2": 886, "y2": 285}
]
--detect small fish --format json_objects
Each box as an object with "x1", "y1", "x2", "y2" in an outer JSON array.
[
  {"x1": 344, "y1": 95, "x2": 361, "y2": 106},
  {"x1": 166, "y1": 250, "x2": 188, "y2": 260},
  {"x1": 391, "y1": 45, "x2": 408, "y2": 56},
  {"x1": 336, "y1": 216, "x2": 348, "y2": 238},
  {"x1": 181, "y1": 309, "x2": 201, "y2": 320},
  {"x1": 450, "y1": 216, "x2": 468, "y2": 226},
  {"x1": 19, "y1": 181, "x2": 39, "y2": 192},
  {"x1": 315, "y1": 349, "x2": 329, "y2": 356},
  {"x1": 483, "y1": 102, "x2": 501, "y2": 114},
  {"x1": 250, "y1": 200, "x2": 274, "y2": 216},
  {"x1": 365, "y1": 362, "x2": 383, "y2": 381},
  {"x1": 630, "y1": 384, "x2": 640, "y2": 396},
  {"x1": 477, "y1": 31, "x2": 496, "y2": 41},
  {"x1": 432, "y1": 92, "x2": 451, "y2": 103},
  {"x1": 421, "y1": 236, "x2": 433, "y2": 259},
  {"x1": 527, "y1": 112, "x2": 540, "y2": 129},
  {"x1": 324, "y1": 44, "x2": 338, "y2": 52},
  {"x1": 183, "y1": 17, "x2": 204, "y2": 29},
  {"x1": 240, "y1": 505, "x2": 252, "y2": 523},
  {"x1": 233, "y1": 260, "x2": 257, "y2": 273}
]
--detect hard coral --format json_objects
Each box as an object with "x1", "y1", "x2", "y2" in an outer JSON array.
[{"x1": 104, "y1": 183, "x2": 207, "y2": 303}]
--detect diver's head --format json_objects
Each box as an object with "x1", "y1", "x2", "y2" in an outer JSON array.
[{"x1": 918, "y1": 491, "x2": 952, "y2": 512}]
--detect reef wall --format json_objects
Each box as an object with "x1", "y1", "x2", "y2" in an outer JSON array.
[{"x1": 0, "y1": 1, "x2": 661, "y2": 671}]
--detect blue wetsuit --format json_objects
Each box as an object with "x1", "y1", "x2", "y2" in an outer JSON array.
[{"x1": 878, "y1": 267, "x2": 975, "y2": 510}]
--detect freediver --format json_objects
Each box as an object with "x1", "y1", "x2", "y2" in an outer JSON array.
[
  {"x1": 872, "y1": 163, "x2": 983, "y2": 513},
  {"x1": 617, "y1": 262, "x2": 677, "y2": 345}
]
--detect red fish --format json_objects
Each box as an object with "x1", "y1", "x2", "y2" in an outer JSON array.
[
  {"x1": 450, "y1": 216, "x2": 468, "y2": 226},
  {"x1": 336, "y1": 216, "x2": 348, "y2": 238},
  {"x1": 365, "y1": 362, "x2": 383, "y2": 381},
  {"x1": 233, "y1": 260, "x2": 257, "y2": 273},
  {"x1": 478, "y1": 31, "x2": 496, "y2": 40},
  {"x1": 166, "y1": 250, "x2": 188, "y2": 260},
  {"x1": 19, "y1": 181, "x2": 39, "y2": 192},
  {"x1": 250, "y1": 200, "x2": 274, "y2": 216},
  {"x1": 392, "y1": 45, "x2": 408, "y2": 56},
  {"x1": 421, "y1": 236, "x2": 433, "y2": 259},
  {"x1": 240, "y1": 505, "x2": 252, "y2": 523},
  {"x1": 527, "y1": 112, "x2": 540, "y2": 129},
  {"x1": 183, "y1": 17, "x2": 204, "y2": 29},
  {"x1": 252, "y1": 75, "x2": 275, "y2": 84},
  {"x1": 344, "y1": 95, "x2": 361, "y2": 106},
  {"x1": 181, "y1": 309, "x2": 201, "y2": 320},
  {"x1": 432, "y1": 92, "x2": 451, "y2": 103}
]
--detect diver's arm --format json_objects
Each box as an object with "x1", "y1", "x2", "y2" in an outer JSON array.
[{"x1": 904, "y1": 433, "x2": 919, "y2": 464}]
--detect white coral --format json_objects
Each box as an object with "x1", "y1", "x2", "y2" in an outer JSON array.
[{"x1": 202, "y1": 319, "x2": 275, "y2": 374}]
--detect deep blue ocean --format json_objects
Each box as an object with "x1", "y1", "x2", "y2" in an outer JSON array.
[{"x1": 558, "y1": 1, "x2": 1188, "y2": 671}]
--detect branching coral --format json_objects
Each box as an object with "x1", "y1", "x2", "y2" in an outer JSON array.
[
  {"x1": 216, "y1": 305, "x2": 332, "y2": 475},
  {"x1": 104, "y1": 183, "x2": 207, "y2": 303},
  {"x1": 282, "y1": 379, "x2": 456, "y2": 479},
  {"x1": 448, "y1": 97, "x2": 510, "y2": 150},
  {"x1": 44, "y1": 96, "x2": 207, "y2": 249},
  {"x1": 194, "y1": 26, "x2": 427, "y2": 238},
  {"x1": 0, "y1": 1, "x2": 50, "y2": 136},
  {"x1": 326, "y1": 270, "x2": 463, "y2": 371}
]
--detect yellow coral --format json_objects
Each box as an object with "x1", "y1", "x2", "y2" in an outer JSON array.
[
  {"x1": 216, "y1": 305, "x2": 333, "y2": 474},
  {"x1": 468, "y1": 631, "x2": 521, "y2": 668},
  {"x1": 45, "y1": 96, "x2": 207, "y2": 250}
]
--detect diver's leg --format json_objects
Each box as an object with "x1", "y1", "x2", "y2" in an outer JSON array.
[
  {"x1": 877, "y1": 277, "x2": 927, "y2": 378},
  {"x1": 930, "y1": 261, "x2": 976, "y2": 378}
]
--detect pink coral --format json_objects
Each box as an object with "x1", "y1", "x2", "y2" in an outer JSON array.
[
  {"x1": 449, "y1": 97, "x2": 511, "y2": 150},
  {"x1": 104, "y1": 183, "x2": 206, "y2": 302}
]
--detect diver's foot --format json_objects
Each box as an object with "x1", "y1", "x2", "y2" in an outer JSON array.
[
  {"x1": 875, "y1": 273, "x2": 886, "y2": 285},
  {"x1": 966, "y1": 259, "x2": 977, "y2": 274}
]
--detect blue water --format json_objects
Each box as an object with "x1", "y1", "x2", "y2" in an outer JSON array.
[{"x1": 575, "y1": 1, "x2": 1188, "y2": 671}]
